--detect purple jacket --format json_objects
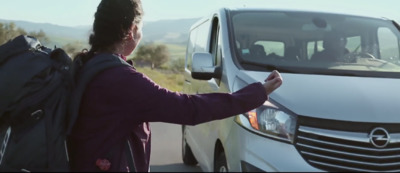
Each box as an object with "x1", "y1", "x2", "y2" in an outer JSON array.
[{"x1": 68, "y1": 54, "x2": 268, "y2": 172}]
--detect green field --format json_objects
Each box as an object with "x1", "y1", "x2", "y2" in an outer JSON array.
[
  {"x1": 166, "y1": 43, "x2": 186, "y2": 60},
  {"x1": 127, "y1": 43, "x2": 186, "y2": 92},
  {"x1": 135, "y1": 42, "x2": 186, "y2": 92},
  {"x1": 136, "y1": 67, "x2": 184, "y2": 92}
]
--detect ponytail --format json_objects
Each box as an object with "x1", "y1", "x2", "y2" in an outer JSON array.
[{"x1": 72, "y1": 48, "x2": 96, "y2": 80}]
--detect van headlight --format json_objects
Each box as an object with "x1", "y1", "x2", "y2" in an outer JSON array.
[{"x1": 234, "y1": 105, "x2": 297, "y2": 143}]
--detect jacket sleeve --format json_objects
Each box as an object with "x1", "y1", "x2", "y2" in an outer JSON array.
[{"x1": 112, "y1": 67, "x2": 268, "y2": 125}]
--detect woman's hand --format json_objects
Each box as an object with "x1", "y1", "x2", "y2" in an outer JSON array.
[{"x1": 263, "y1": 70, "x2": 283, "y2": 96}]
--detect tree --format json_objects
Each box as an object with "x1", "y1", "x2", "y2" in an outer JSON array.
[
  {"x1": 134, "y1": 43, "x2": 170, "y2": 69},
  {"x1": 169, "y1": 57, "x2": 185, "y2": 73},
  {"x1": 0, "y1": 22, "x2": 49, "y2": 46},
  {"x1": 0, "y1": 22, "x2": 20, "y2": 44},
  {"x1": 62, "y1": 41, "x2": 87, "y2": 57},
  {"x1": 29, "y1": 30, "x2": 49, "y2": 45}
]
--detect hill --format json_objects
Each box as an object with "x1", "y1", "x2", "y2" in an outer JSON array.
[
  {"x1": 142, "y1": 18, "x2": 197, "y2": 44},
  {"x1": 0, "y1": 18, "x2": 199, "y2": 47}
]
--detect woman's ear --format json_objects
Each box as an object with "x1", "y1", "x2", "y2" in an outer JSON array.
[
  {"x1": 132, "y1": 24, "x2": 140, "y2": 40},
  {"x1": 125, "y1": 24, "x2": 136, "y2": 40},
  {"x1": 126, "y1": 31, "x2": 133, "y2": 40},
  {"x1": 127, "y1": 32, "x2": 134, "y2": 40}
]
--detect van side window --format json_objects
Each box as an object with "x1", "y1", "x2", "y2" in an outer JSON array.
[
  {"x1": 186, "y1": 20, "x2": 211, "y2": 71},
  {"x1": 210, "y1": 20, "x2": 219, "y2": 66},
  {"x1": 254, "y1": 41, "x2": 285, "y2": 58},
  {"x1": 346, "y1": 36, "x2": 361, "y2": 54},
  {"x1": 186, "y1": 29, "x2": 197, "y2": 71},
  {"x1": 378, "y1": 27, "x2": 400, "y2": 64},
  {"x1": 211, "y1": 19, "x2": 221, "y2": 65},
  {"x1": 195, "y1": 20, "x2": 211, "y2": 53},
  {"x1": 207, "y1": 18, "x2": 222, "y2": 84},
  {"x1": 307, "y1": 36, "x2": 361, "y2": 60},
  {"x1": 307, "y1": 40, "x2": 323, "y2": 60}
]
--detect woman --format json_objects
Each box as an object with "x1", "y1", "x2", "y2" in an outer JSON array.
[{"x1": 68, "y1": 0, "x2": 283, "y2": 172}]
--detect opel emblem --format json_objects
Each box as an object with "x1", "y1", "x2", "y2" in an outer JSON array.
[{"x1": 369, "y1": 127, "x2": 390, "y2": 148}]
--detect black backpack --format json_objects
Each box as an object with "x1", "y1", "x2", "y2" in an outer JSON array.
[{"x1": 0, "y1": 35, "x2": 132, "y2": 172}]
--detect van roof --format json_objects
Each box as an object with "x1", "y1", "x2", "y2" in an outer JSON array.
[
  {"x1": 222, "y1": 7, "x2": 390, "y2": 21},
  {"x1": 189, "y1": 6, "x2": 397, "y2": 31}
]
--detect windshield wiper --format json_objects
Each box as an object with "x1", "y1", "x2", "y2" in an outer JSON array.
[{"x1": 240, "y1": 60, "x2": 297, "y2": 73}]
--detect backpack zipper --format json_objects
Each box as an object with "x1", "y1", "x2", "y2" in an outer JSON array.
[{"x1": 0, "y1": 126, "x2": 11, "y2": 165}]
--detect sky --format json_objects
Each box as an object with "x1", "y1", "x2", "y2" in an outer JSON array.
[{"x1": 0, "y1": 0, "x2": 399, "y2": 27}]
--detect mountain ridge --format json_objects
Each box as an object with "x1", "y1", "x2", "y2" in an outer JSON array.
[{"x1": 0, "y1": 18, "x2": 199, "y2": 46}]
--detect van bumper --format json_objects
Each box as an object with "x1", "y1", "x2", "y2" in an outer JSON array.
[{"x1": 225, "y1": 123, "x2": 323, "y2": 172}]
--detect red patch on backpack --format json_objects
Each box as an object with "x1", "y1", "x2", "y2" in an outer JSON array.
[{"x1": 96, "y1": 159, "x2": 111, "y2": 171}]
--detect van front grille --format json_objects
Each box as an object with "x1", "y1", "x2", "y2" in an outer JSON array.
[{"x1": 295, "y1": 118, "x2": 400, "y2": 172}]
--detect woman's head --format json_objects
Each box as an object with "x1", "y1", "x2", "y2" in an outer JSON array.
[{"x1": 89, "y1": 0, "x2": 144, "y2": 55}]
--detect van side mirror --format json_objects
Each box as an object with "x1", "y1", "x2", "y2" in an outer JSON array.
[{"x1": 191, "y1": 52, "x2": 221, "y2": 80}]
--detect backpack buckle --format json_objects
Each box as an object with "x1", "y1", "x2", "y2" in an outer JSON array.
[
  {"x1": 0, "y1": 126, "x2": 11, "y2": 165},
  {"x1": 31, "y1": 110, "x2": 43, "y2": 120}
]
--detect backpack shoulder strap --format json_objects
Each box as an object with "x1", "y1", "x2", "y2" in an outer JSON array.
[{"x1": 67, "y1": 54, "x2": 131, "y2": 134}]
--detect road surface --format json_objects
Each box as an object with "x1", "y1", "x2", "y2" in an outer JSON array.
[{"x1": 149, "y1": 122, "x2": 202, "y2": 172}]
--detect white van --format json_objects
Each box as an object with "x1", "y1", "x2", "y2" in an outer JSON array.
[{"x1": 182, "y1": 7, "x2": 400, "y2": 172}]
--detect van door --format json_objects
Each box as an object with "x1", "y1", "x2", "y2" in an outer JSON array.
[{"x1": 184, "y1": 18, "x2": 223, "y2": 168}]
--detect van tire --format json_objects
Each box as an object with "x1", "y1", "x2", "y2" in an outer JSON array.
[
  {"x1": 182, "y1": 125, "x2": 198, "y2": 165},
  {"x1": 214, "y1": 152, "x2": 228, "y2": 172}
]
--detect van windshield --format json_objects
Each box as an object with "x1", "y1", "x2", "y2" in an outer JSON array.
[{"x1": 230, "y1": 10, "x2": 400, "y2": 77}]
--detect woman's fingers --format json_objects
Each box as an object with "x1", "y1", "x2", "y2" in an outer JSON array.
[
  {"x1": 265, "y1": 70, "x2": 281, "y2": 82},
  {"x1": 263, "y1": 70, "x2": 283, "y2": 95},
  {"x1": 267, "y1": 76, "x2": 282, "y2": 89}
]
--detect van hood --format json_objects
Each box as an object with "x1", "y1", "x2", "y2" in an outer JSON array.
[{"x1": 239, "y1": 71, "x2": 400, "y2": 123}]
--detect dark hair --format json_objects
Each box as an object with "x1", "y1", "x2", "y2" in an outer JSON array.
[{"x1": 74, "y1": 0, "x2": 143, "y2": 64}]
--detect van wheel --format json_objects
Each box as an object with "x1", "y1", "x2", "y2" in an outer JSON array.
[
  {"x1": 182, "y1": 125, "x2": 198, "y2": 165},
  {"x1": 214, "y1": 152, "x2": 228, "y2": 172}
]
